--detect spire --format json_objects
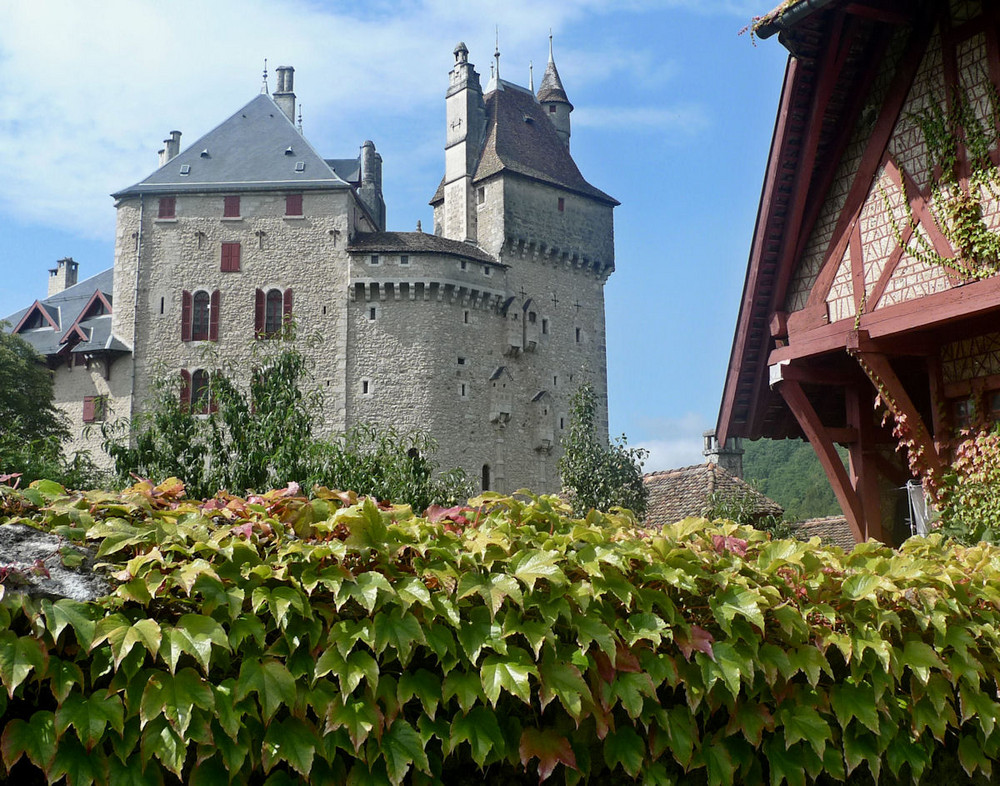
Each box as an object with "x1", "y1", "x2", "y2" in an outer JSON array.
[
  {"x1": 297, "y1": 103, "x2": 303, "y2": 133},
  {"x1": 537, "y1": 32, "x2": 571, "y2": 108},
  {"x1": 485, "y1": 27, "x2": 503, "y2": 93},
  {"x1": 529, "y1": 61, "x2": 534, "y2": 93},
  {"x1": 494, "y1": 26, "x2": 500, "y2": 81},
  {"x1": 261, "y1": 58, "x2": 269, "y2": 94}
]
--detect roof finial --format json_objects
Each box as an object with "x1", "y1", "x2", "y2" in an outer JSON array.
[
  {"x1": 494, "y1": 25, "x2": 500, "y2": 81},
  {"x1": 297, "y1": 103, "x2": 303, "y2": 133},
  {"x1": 262, "y1": 58, "x2": 269, "y2": 94},
  {"x1": 529, "y1": 60, "x2": 534, "y2": 93},
  {"x1": 549, "y1": 30, "x2": 554, "y2": 62}
]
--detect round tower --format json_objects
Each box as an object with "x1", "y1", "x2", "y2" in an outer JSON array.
[{"x1": 537, "y1": 35, "x2": 573, "y2": 148}]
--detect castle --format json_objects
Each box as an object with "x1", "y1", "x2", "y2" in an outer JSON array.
[{"x1": 4, "y1": 41, "x2": 618, "y2": 494}]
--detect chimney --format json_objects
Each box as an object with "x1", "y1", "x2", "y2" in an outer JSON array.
[
  {"x1": 703, "y1": 429, "x2": 744, "y2": 478},
  {"x1": 274, "y1": 66, "x2": 296, "y2": 121},
  {"x1": 163, "y1": 130, "x2": 182, "y2": 162},
  {"x1": 48, "y1": 257, "x2": 79, "y2": 297},
  {"x1": 358, "y1": 140, "x2": 386, "y2": 231}
]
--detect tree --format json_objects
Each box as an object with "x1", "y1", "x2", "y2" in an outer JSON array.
[
  {"x1": 0, "y1": 327, "x2": 77, "y2": 485},
  {"x1": 102, "y1": 345, "x2": 471, "y2": 507},
  {"x1": 559, "y1": 383, "x2": 648, "y2": 517}
]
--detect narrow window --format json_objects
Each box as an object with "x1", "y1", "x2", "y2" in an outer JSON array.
[
  {"x1": 158, "y1": 197, "x2": 176, "y2": 219},
  {"x1": 285, "y1": 193, "x2": 303, "y2": 216},
  {"x1": 463, "y1": 310, "x2": 470, "y2": 324},
  {"x1": 481, "y1": 464, "x2": 491, "y2": 492},
  {"x1": 457, "y1": 357, "x2": 465, "y2": 365},
  {"x1": 370, "y1": 254, "x2": 380, "y2": 266},
  {"x1": 483, "y1": 266, "x2": 490, "y2": 276},
  {"x1": 192, "y1": 291, "x2": 211, "y2": 341},
  {"x1": 224, "y1": 196, "x2": 240, "y2": 218},
  {"x1": 558, "y1": 197, "x2": 565, "y2": 212},
  {"x1": 460, "y1": 382, "x2": 467, "y2": 398},
  {"x1": 160, "y1": 297, "x2": 165, "y2": 315},
  {"x1": 560, "y1": 417, "x2": 565, "y2": 430},
  {"x1": 362, "y1": 379, "x2": 370, "y2": 395},
  {"x1": 528, "y1": 311, "x2": 536, "y2": 324},
  {"x1": 460, "y1": 260, "x2": 468, "y2": 271},
  {"x1": 477, "y1": 187, "x2": 485, "y2": 205},
  {"x1": 191, "y1": 369, "x2": 210, "y2": 414},
  {"x1": 264, "y1": 289, "x2": 284, "y2": 337},
  {"x1": 549, "y1": 105, "x2": 557, "y2": 114},
  {"x1": 221, "y1": 242, "x2": 241, "y2": 272},
  {"x1": 542, "y1": 318, "x2": 549, "y2": 335},
  {"x1": 399, "y1": 255, "x2": 409, "y2": 266},
  {"x1": 322, "y1": 305, "x2": 327, "y2": 315},
  {"x1": 575, "y1": 327, "x2": 581, "y2": 343},
  {"x1": 553, "y1": 375, "x2": 558, "y2": 386}
]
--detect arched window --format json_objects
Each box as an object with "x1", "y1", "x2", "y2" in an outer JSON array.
[
  {"x1": 192, "y1": 292, "x2": 211, "y2": 341},
  {"x1": 191, "y1": 369, "x2": 210, "y2": 414},
  {"x1": 265, "y1": 289, "x2": 283, "y2": 337},
  {"x1": 481, "y1": 463, "x2": 491, "y2": 492}
]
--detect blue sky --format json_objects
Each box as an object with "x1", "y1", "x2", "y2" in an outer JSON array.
[{"x1": 0, "y1": 0, "x2": 788, "y2": 471}]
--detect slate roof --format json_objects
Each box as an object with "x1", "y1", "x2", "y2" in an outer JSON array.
[
  {"x1": 348, "y1": 232, "x2": 499, "y2": 265},
  {"x1": 537, "y1": 57, "x2": 572, "y2": 107},
  {"x1": 643, "y1": 462, "x2": 783, "y2": 528},
  {"x1": 430, "y1": 79, "x2": 617, "y2": 207},
  {"x1": 791, "y1": 515, "x2": 856, "y2": 550},
  {"x1": 113, "y1": 94, "x2": 351, "y2": 198},
  {"x1": 2, "y1": 268, "x2": 128, "y2": 357}
]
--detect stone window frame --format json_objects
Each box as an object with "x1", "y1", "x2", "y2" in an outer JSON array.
[{"x1": 360, "y1": 378, "x2": 373, "y2": 398}]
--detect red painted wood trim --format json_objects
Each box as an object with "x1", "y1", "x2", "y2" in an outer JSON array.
[
  {"x1": 181, "y1": 290, "x2": 192, "y2": 343},
  {"x1": 850, "y1": 223, "x2": 866, "y2": 314},
  {"x1": 255, "y1": 289, "x2": 265, "y2": 338},
  {"x1": 853, "y1": 348, "x2": 945, "y2": 479},
  {"x1": 778, "y1": 379, "x2": 866, "y2": 542},
  {"x1": 12, "y1": 300, "x2": 61, "y2": 334},
  {"x1": 283, "y1": 288, "x2": 294, "y2": 325},
  {"x1": 845, "y1": 384, "x2": 890, "y2": 542},
  {"x1": 180, "y1": 369, "x2": 192, "y2": 413},
  {"x1": 209, "y1": 290, "x2": 220, "y2": 342},
  {"x1": 807, "y1": 15, "x2": 936, "y2": 309}
]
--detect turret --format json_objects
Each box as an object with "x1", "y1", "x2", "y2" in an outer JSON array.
[
  {"x1": 358, "y1": 139, "x2": 386, "y2": 231},
  {"x1": 442, "y1": 42, "x2": 487, "y2": 242},
  {"x1": 537, "y1": 36, "x2": 572, "y2": 149}
]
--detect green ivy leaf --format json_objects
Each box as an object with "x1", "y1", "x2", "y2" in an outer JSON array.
[
  {"x1": 1, "y1": 710, "x2": 56, "y2": 772},
  {"x1": 48, "y1": 732, "x2": 109, "y2": 786},
  {"x1": 236, "y1": 659, "x2": 297, "y2": 722},
  {"x1": 42, "y1": 599, "x2": 97, "y2": 650},
  {"x1": 380, "y1": 718, "x2": 429, "y2": 786},
  {"x1": 140, "y1": 716, "x2": 186, "y2": 778},
  {"x1": 450, "y1": 706, "x2": 506, "y2": 766},
  {"x1": 0, "y1": 630, "x2": 47, "y2": 697},
  {"x1": 510, "y1": 549, "x2": 566, "y2": 591},
  {"x1": 397, "y1": 669, "x2": 441, "y2": 720},
  {"x1": 538, "y1": 657, "x2": 591, "y2": 721},
  {"x1": 902, "y1": 640, "x2": 945, "y2": 685},
  {"x1": 394, "y1": 577, "x2": 432, "y2": 610},
  {"x1": 326, "y1": 697, "x2": 379, "y2": 752},
  {"x1": 442, "y1": 670, "x2": 485, "y2": 714},
  {"x1": 262, "y1": 716, "x2": 317, "y2": 776},
  {"x1": 778, "y1": 703, "x2": 830, "y2": 758},
  {"x1": 710, "y1": 587, "x2": 765, "y2": 634},
  {"x1": 349, "y1": 571, "x2": 395, "y2": 614},
  {"x1": 457, "y1": 572, "x2": 523, "y2": 617},
  {"x1": 55, "y1": 692, "x2": 124, "y2": 751},
  {"x1": 481, "y1": 647, "x2": 536, "y2": 706},
  {"x1": 830, "y1": 683, "x2": 880, "y2": 734},
  {"x1": 373, "y1": 607, "x2": 426, "y2": 666},
  {"x1": 604, "y1": 726, "x2": 644, "y2": 777},
  {"x1": 140, "y1": 668, "x2": 214, "y2": 737},
  {"x1": 46, "y1": 656, "x2": 85, "y2": 703}
]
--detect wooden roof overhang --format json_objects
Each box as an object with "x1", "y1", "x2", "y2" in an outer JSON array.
[{"x1": 718, "y1": 0, "x2": 925, "y2": 444}]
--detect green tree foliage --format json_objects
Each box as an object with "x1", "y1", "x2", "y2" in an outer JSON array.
[
  {"x1": 0, "y1": 328, "x2": 100, "y2": 488},
  {"x1": 559, "y1": 384, "x2": 648, "y2": 517},
  {"x1": 2, "y1": 479, "x2": 1000, "y2": 783},
  {"x1": 703, "y1": 487, "x2": 798, "y2": 540},
  {"x1": 101, "y1": 346, "x2": 470, "y2": 508},
  {"x1": 743, "y1": 438, "x2": 847, "y2": 521},
  {"x1": 933, "y1": 428, "x2": 1000, "y2": 544}
]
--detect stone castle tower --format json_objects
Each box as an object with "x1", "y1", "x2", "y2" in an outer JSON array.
[{"x1": 9, "y1": 42, "x2": 617, "y2": 495}]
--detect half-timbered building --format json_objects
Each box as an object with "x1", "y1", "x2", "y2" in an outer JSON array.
[{"x1": 719, "y1": 0, "x2": 1000, "y2": 543}]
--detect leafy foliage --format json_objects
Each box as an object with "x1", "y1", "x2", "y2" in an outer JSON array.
[
  {"x1": 0, "y1": 327, "x2": 102, "y2": 489},
  {"x1": 559, "y1": 384, "x2": 647, "y2": 518},
  {"x1": 4, "y1": 479, "x2": 1000, "y2": 782},
  {"x1": 703, "y1": 486, "x2": 798, "y2": 540},
  {"x1": 743, "y1": 438, "x2": 846, "y2": 521},
  {"x1": 933, "y1": 427, "x2": 1000, "y2": 544},
  {"x1": 102, "y1": 346, "x2": 470, "y2": 508}
]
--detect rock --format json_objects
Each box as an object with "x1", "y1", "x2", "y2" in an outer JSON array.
[{"x1": 0, "y1": 523, "x2": 110, "y2": 602}]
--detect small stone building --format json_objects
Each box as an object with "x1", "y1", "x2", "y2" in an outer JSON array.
[{"x1": 3, "y1": 42, "x2": 617, "y2": 495}]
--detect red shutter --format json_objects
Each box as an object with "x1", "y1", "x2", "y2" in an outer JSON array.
[
  {"x1": 82, "y1": 396, "x2": 95, "y2": 423},
  {"x1": 255, "y1": 289, "x2": 265, "y2": 338},
  {"x1": 224, "y1": 195, "x2": 240, "y2": 218},
  {"x1": 283, "y1": 288, "x2": 293, "y2": 327},
  {"x1": 181, "y1": 290, "x2": 192, "y2": 342},
  {"x1": 233, "y1": 243, "x2": 240, "y2": 272},
  {"x1": 286, "y1": 194, "x2": 302, "y2": 216},
  {"x1": 221, "y1": 242, "x2": 241, "y2": 272},
  {"x1": 158, "y1": 197, "x2": 175, "y2": 219},
  {"x1": 180, "y1": 370, "x2": 192, "y2": 413},
  {"x1": 220, "y1": 245, "x2": 229, "y2": 272},
  {"x1": 209, "y1": 290, "x2": 220, "y2": 341}
]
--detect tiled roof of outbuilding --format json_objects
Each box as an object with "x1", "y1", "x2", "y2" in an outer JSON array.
[
  {"x1": 348, "y1": 232, "x2": 499, "y2": 265},
  {"x1": 473, "y1": 82, "x2": 617, "y2": 205},
  {"x1": 113, "y1": 94, "x2": 351, "y2": 198},
  {"x1": 790, "y1": 516, "x2": 856, "y2": 550},
  {"x1": 642, "y1": 462, "x2": 783, "y2": 528}
]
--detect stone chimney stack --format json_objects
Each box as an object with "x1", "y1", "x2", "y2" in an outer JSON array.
[
  {"x1": 48, "y1": 257, "x2": 79, "y2": 297},
  {"x1": 161, "y1": 130, "x2": 181, "y2": 165},
  {"x1": 703, "y1": 429, "x2": 745, "y2": 478},
  {"x1": 274, "y1": 66, "x2": 296, "y2": 122},
  {"x1": 358, "y1": 140, "x2": 386, "y2": 231}
]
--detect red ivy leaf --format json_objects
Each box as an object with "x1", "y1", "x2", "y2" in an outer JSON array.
[
  {"x1": 712, "y1": 535, "x2": 748, "y2": 557},
  {"x1": 519, "y1": 727, "x2": 578, "y2": 782},
  {"x1": 676, "y1": 626, "x2": 715, "y2": 662},
  {"x1": 614, "y1": 642, "x2": 641, "y2": 673}
]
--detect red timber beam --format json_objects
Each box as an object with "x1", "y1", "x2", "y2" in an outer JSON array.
[
  {"x1": 845, "y1": 383, "x2": 890, "y2": 543},
  {"x1": 806, "y1": 12, "x2": 936, "y2": 310},
  {"x1": 775, "y1": 375, "x2": 867, "y2": 542},
  {"x1": 847, "y1": 331, "x2": 946, "y2": 481}
]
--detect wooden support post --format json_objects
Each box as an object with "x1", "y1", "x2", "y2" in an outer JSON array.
[
  {"x1": 846, "y1": 384, "x2": 890, "y2": 543},
  {"x1": 777, "y1": 378, "x2": 866, "y2": 543}
]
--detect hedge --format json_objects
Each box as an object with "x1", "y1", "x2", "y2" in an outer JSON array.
[{"x1": 2, "y1": 478, "x2": 1000, "y2": 784}]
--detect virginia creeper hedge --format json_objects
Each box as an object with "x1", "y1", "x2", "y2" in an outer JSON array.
[{"x1": 3, "y1": 479, "x2": 1000, "y2": 784}]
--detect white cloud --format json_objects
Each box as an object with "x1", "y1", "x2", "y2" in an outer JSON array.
[
  {"x1": 574, "y1": 104, "x2": 709, "y2": 135},
  {"x1": 631, "y1": 411, "x2": 710, "y2": 473}
]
